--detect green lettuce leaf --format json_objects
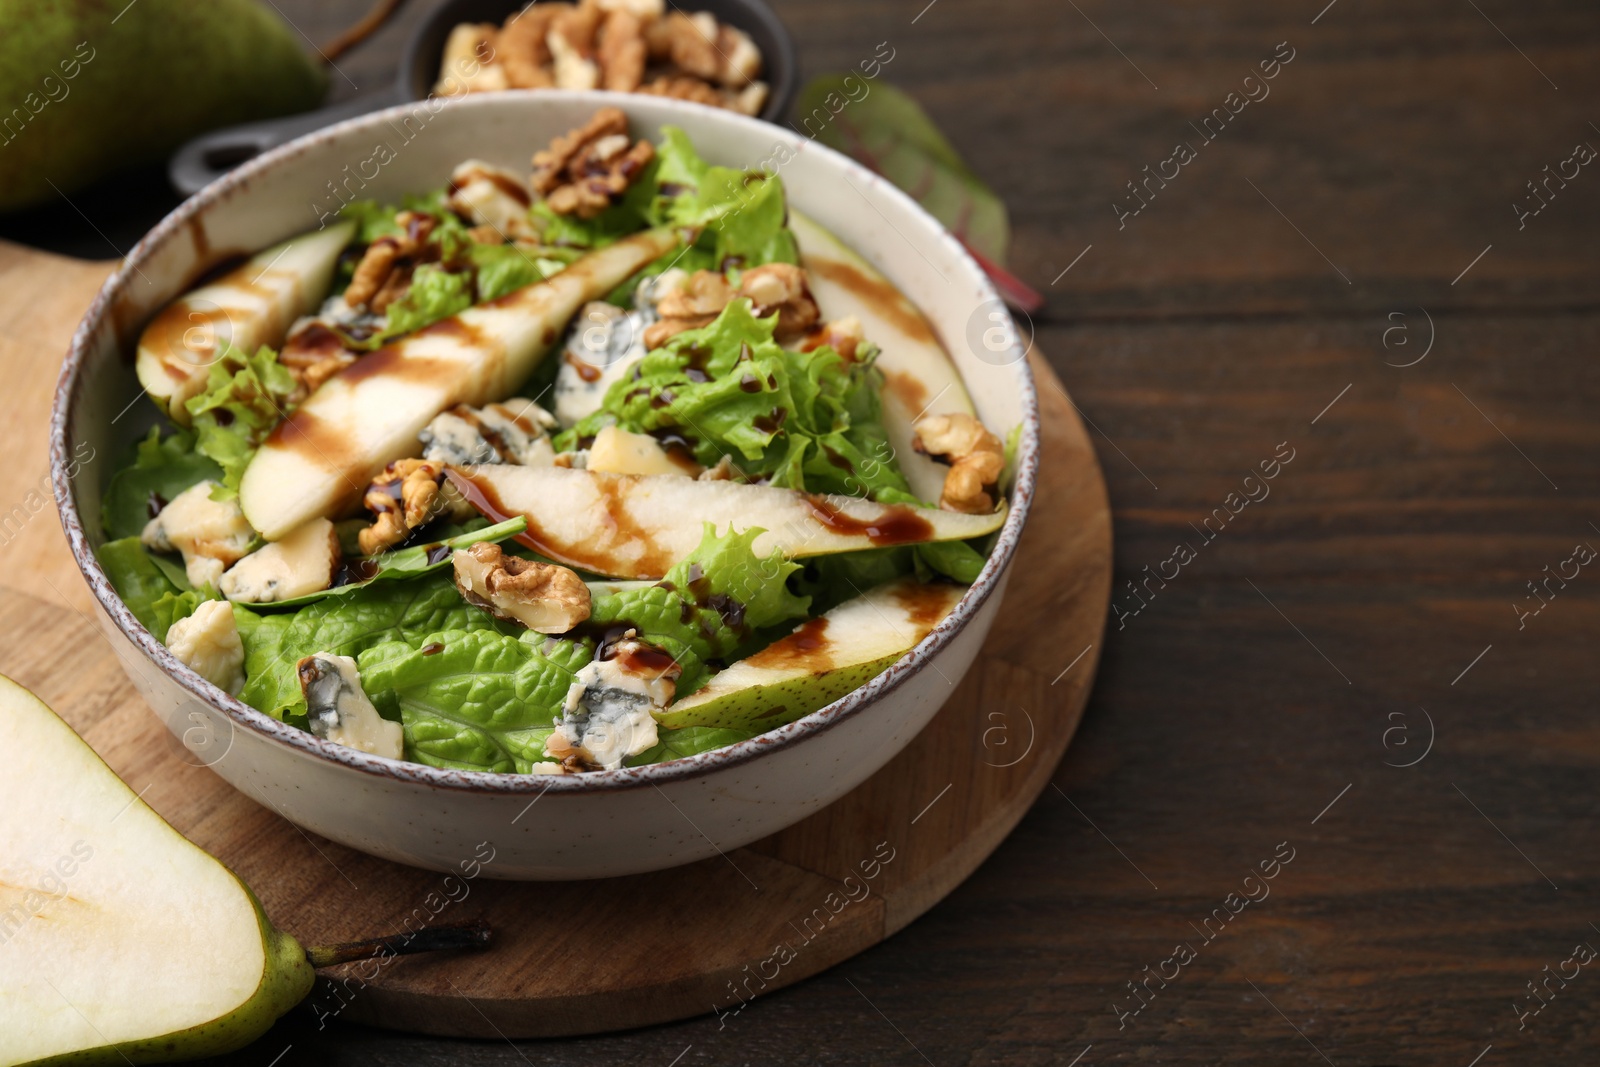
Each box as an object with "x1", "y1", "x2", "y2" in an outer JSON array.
[
  {"x1": 356, "y1": 628, "x2": 592, "y2": 774},
  {"x1": 470, "y1": 242, "x2": 545, "y2": 302},
  {"x1": 339, "y1": 200, "x2": 403, "y2": 245},
  {"x1": 97, "y1": 537, "x2": 213, "y2": 641},
  {"x1": 628, "y1": 725, "x2": 758, "y2": 766},
  {"x1": 384, "y1": 263, "x2": 473, "y2": 337},
  {"x1": 560, "y1": 300, "x2": 911, "y2": 499},
  {"x1": 651, "y1": 127, "x2": 797, "y2": 267},
  {"x1": 234, "y1": 572, "x2": 514, "y2": 719},
  {"x1": 914, "y1": 539, "x2": 987, "y2": 584},
  {"x1": 183, "y1": 345, "x2": 299, "y2": 496},
  {"x1": 101, "y1": 427, "x2": 222, "y2": 541},
  {"x1": 587, "y1": 524, "x2": 809, "y2": 693},
  {"x1": 653, "y1": 128, "x2": 710, "y2": 190},
  {"x1": 151, "y1": 590, "x2": 204, "y2": 641}
]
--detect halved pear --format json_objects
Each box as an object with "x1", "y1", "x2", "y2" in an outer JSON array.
[
  {"x1": 789, "y1": 210, "x2": 977, "y2": 503},
  {"x1": 657, "y1": 578, "x2": 965, "y2": 731},
  {"x1": 0, "y1": 676, "x2": 489, "y2": 1066},
  {"x1": 449, "y1": 465, "x2": 1007, "y2": 579},
  {"x1": 238, "y1": 227, "x2": 681, "y2": 540},
  {"x1": 136, "y1": 221, "x2": 355, "y2": 424},
  {"x1": 0, "y1": 674, "x2": 311, "y2": 1065}
]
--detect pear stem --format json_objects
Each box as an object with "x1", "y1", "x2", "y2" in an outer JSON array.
[
  {"x1": 304, "y1": 918, "x2": 492, "y2": 969},
  {"x1": 320, "y1": 0, "x2": 407, "y2": 63}
]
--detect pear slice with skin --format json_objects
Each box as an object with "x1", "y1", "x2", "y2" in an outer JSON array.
[
  {"x1": 0, "y1": 675, "x2": 487, "y2": 1066},
  {"x1": 656, "y1": 578, "x2": 965, "y2": 731},
  {"x1": 239, "y1": 227, "x2": 681, "y2": 540},
  {"x1": 449, "y1": 465, "x2": 1007, "y2": 580},
  {"x1": 136, "y1": 221, "x2": 356, "y2": 425},
  {"x1": 788, "y1": 210, "x2": 979, "y2": 504}
]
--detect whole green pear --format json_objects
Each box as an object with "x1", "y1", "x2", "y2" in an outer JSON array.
[{"x1": 0, "y1": 0, "x2": 327, "y2": 212}]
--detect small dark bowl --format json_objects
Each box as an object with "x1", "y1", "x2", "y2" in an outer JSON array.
[{"x1": 170, "y1": 0, "x2": 798, "y2": 195}]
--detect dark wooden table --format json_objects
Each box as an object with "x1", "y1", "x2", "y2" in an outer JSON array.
[{"x1": 17, "y1": 0, "x2": 1600, "y2": 1063}]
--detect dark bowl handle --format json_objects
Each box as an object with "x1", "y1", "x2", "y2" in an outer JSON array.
[{"x1": 168, "y1": 87, "x2": 409, "y2": 197}]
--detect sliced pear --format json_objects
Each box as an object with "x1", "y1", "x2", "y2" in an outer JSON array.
[
  {"x1": 657, "y1": 578, "x2": 965, "y2": 730},
  {"x1": 0, "y1": 675, "x2": 491, "y2": 1066},
  {"x1": 0, "y1": 673, "x2": 311, "y2": 1065},
  {"x1": 449, "y1": 464, "x2": 1006, "y2": 579},
  {"x1": 790, "y1": 209, "x2": 977, "y2": 504},
  {"x1": 136, "y1": 221, "x2": 355, "y2": 424},
  {"x1": 238, "y1": 227, "x2": 680, "y2": 540}
]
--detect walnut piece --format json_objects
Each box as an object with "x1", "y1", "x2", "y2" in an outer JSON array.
[
  {"x1": 358, "y1": 459, "x2": 446, "y2": 556},
  {"x1": 453, "y1": 542, "x2": 591, "y2": 634},
  {"x1": 674, "y1": 11, "x2": 723, "y2": 78},
  {"x1": 548, "y1": 1, "x2": 604, "y2": 89},
  {"x1": 343, "y1": 211, "x2": 436, "y2": 311},
  {"x1": 532, "y1": 107, "x2": 655, "y2": 219},
  {"x1": 638, "y1": 73, "x2": 723, "y2": 109},
  {"x1": 714, "y1": 24, "x2": 762, "y2": 87},
  {"x1": 913, "y1": 413, "x2": 1006, "y2": 514},
  {"x1": 799, "y1": 315, "x2": 866, "y2": 362},
  {"x1": 643, "y1": 264, "x2": 820, "y2": 349},
  {"x1": 279, "y1": 321, "x2": 358, "y2": 397},
  {"x1": 436, "y1": 24, "x2": 507, "y2": 95},
  {"x1": 497, "y1": 3, "x2": 560, "y2": 88},
  {"x1": 437, "y1": 2, "x2": 763, "y2": 112},
  {"x1": 597, "y1": 9, "x2": 647, "y2": 91},
  {"x1": 740, "y1": 263, "x2": 820, "y2": 340}
]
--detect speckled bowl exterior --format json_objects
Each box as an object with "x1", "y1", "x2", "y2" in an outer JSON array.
[{"x1": 51, "y1": 91, "x2": 1038, "y2": 879}]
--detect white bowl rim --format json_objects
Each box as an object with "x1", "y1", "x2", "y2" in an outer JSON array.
[{"x1": 50, "y1": 89, "x2": 1041, "y2": 796}]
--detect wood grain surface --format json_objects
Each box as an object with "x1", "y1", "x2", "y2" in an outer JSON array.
[{"x1": 2, "y1": 0, "x2": 1598, "y2": 1062}]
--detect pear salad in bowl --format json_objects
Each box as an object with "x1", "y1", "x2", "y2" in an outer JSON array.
[{"x1": 100, "y1": 107, "x2": 1013, "y2": 778}]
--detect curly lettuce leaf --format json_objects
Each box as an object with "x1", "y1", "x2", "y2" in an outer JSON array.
[
  {"x1": 355, "y1": 628, "x2": 592, "y2": 774},
  {"x1": 384, "y1": 263, "x2": 473, "y2": 337},
  {"x1": 651, "y1": 127, "x2": 797, "y2": 267},
  {"x1": 587, "y1": 524, "x2": 809, "y2": 693},
  {"x1": 183, "y1": 345, "x2": 299, "y2": 496},
  {"x1": 234, "y1": 571, "x2": 514, "y2": 719},
  {"x1": 561, "y1": 300, "x2": 911, "y2": 499},
  {"x1": 470, "y1": 242, "x2": 546, "y2": 302},
  {"x1": 101, "y1": 427, "x2": 223, "y2": 541}
]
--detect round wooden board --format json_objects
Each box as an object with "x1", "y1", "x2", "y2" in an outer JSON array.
[{"x1": 0, "y1": 237, "x2": 1110, "y2": 1039}]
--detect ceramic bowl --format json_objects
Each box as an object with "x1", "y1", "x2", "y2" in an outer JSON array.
[{"x1": 51, "y1": 91, "x2": 1039, "y2": 880}]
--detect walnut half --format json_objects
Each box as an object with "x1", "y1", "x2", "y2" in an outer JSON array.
[
  {"x1": 357, "y1": 459, "x2": 446, "y2": 556},
  {"x1": 453, "y1": 542, "x2": 591, "y2": 633},
  {"x1": 532, "y1": 106, "x2": 655, "y2": 220},
  {"x1": 643, "y1": 264, "x2": 820, "y2": 349},
  {"x1": 913, "y1": 413, "x2": 1006, "y2": 514}
]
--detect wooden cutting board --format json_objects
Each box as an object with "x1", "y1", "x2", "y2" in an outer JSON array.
[{"x1": 0, "y1": 240, "x2": 1110, "y2": 1038}]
